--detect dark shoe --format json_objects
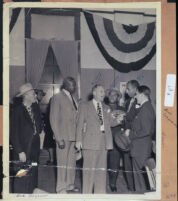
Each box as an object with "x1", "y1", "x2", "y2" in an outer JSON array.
[
  {"x1": 110, "y1": 185, "x2": 117, "y2": 192},
  {"x1": 46, "y1": 160, "x2": 54, "y2": 165}
]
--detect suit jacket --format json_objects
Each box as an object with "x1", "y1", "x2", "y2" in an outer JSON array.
[
  {"x1": 76, "y1": 101, "x2": 119, "y2": 150},
  {"x1": 10, "y1": 102, "x2": 42, "y2": 160},
  {"x1": 50, "y1": 90, "x2": 78, "y2": 142},
  {"x1": 129, "y1": 101, "x2": 156, "y2": 165},
  {"x1": 125, "y1": 98, "x2": 140, "y2": 130}
]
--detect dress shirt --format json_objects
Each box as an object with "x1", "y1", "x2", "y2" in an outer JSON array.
[
  {"x1": 93, "y1": 99, "x2": 105, "y2": 132},
  {"x1": 127, "y1": 97, "x2": 135, "y2": 112},
  {"x1": 63, "y1": 89, "x2": 78, "y2": 110},
  {"x1": 23, "y1": 103, "x2": 37, "y2": 135}
]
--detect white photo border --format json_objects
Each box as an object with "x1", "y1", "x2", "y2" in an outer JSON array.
[{"x1": 3, "y1": 2, "x2": 161, "y2": 200}]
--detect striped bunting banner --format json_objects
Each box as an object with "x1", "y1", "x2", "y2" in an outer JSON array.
[{"x1": 84, "y1": 12, "x2": 156, "y2": 73}]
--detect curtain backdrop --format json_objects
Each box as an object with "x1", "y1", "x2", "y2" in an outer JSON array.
[
  {"x1": 26, "y1": 39, "x2": 79, "y2": 89},
  {"x1": 26, "y1": 39, "x2": 50, "y2": 88},
  {"x1": 84, "y1": 12, "x2": 156, "y2": 73},
  {"x1": 51, "y1": 41, "x2": 79, "y2": 82}
]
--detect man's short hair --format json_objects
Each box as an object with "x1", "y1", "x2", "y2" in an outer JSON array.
[
  {"x1": 137, "y1": 85, "x2": 151, "y2": 99},
  {"x1": 127, "y1": 80, "x2": 140, "y2": 88},
  {"x1": 61, "y1": 77, "x2": 76, "y2": 89},
  {"x1": 92, "y1": 84, "x2": 103, "y2": 93}
]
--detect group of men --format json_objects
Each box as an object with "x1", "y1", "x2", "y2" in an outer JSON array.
[{"x1": 10, "y1": 76, "x2": 156, "y2": 194}]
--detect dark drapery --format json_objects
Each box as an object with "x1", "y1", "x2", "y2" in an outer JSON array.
[
  {"x1": 51, "y1": 40, "x2": 79, "y2": 83},
  {"x1": 26, "y1": 39, "x2": 50, "y2": 88},
  {"x1": 26, "y1": 39, "x2": 79, "y2": 89}
]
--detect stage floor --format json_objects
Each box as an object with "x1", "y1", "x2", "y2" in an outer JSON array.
[{"x1": 38, "y1": 149, "x2": 130, "y2": 194}]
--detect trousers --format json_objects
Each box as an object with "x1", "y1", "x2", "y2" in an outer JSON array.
[
  {"x1": 108, "y1": 143, "x2": 122, "y2": 187},
  {"x1": 56, "y1": 141, "x2": 76, "y2": 193},
  {"x1": 123, "y1": 152, "x2": 135, "y2": 191},
  {"x1": 82, "y1": 149, "x2": 107, "y2": 194},
  {"x1": 132, "y1": 157, "x2": 147, "y2": 193}
]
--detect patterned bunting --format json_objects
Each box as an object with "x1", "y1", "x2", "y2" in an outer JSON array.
[{"x1": 84, "y1": 12, "x2": 156, "y2": 73}]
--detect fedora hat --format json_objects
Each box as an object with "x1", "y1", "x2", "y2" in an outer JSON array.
[
  {"x1": 114, "y1": 129, "x2": 131, "y2": 152},
  {"x1": 16, "y1": 83, "x2": 34, "y2": 97}
]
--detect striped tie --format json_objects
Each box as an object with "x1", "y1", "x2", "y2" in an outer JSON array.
[
  {"x1": 26, "y1": 106, "x2": 37, "y2": 135},
  {"x1": 97, "y1": 102, "x2": 103, "y2": 125}
]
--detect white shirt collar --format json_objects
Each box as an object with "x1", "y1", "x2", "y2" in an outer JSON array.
[
  {"x1": 140, "y1": 99, "x2": 149, "y2": 106},
  {"x1": 93, "y1": 99, "x2": 102, "y2": 108},
  {"x1": 63, "y1": 89, "x2": 78, "y2": 109},
  {"x1": 63, "y1": 89, "x2": 71, "y2": 97}
]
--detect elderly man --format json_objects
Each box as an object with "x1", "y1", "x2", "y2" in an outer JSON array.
[
  {"x1": 75, "y1": 84, "x2": 123, "y2": 194},
  {"x1": 11, "y1": 83, "x2": 43, "y2": 193},
  {"x1": 50, "y1": 77, "x2": 79, "y2": 194}
]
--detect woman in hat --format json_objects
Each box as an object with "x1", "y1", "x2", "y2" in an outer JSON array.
[{"x1": 10, "y1": 83, "x2": 43, "y2": 193}]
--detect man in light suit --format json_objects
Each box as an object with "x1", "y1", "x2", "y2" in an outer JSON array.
[
  {"x1": 75, "y1": 85, "x2": 123, "y2": 194},
  {"x1": 50, "y1": 77, "x2": 79, "y2": 193}
]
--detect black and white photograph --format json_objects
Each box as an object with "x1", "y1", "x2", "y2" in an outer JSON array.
[{"x1": 3, "y1": 2, "x2": 161, "y2": 199}]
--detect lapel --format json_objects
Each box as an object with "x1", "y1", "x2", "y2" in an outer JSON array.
[
  {"x1": 102, "y1": 103, "x2": 109, "y2": 123},
  {"x1": 21, "y1": 104, "x2": 33, "y2": 126},
  {"x1": 102, "y1": 103, "x2": 107, "y2": 117},
  {"x1": 72, "y1": 95, "x2": 78, "y2": 109},
  {"x1": 62, "y1": 90, "x2": 73, "y2": 107},
  {"x1": 62, "y1": 90, "x2": 78, "y2": 111}
]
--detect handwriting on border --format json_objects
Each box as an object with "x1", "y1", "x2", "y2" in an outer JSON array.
[{"x1": 163, "y1": 109, "x2": 177, "y2": 128}]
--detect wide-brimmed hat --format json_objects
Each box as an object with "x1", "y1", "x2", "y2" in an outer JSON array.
[{"x1": 16, "y1": 83, "x2": 34, "y2": 97}]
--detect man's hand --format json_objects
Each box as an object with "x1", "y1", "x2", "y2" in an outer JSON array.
[
  {"x1": 75, "y1": 141, "x2": 82, "y2": 151},
  {"x1": 124, "y1": 129, "x2": 130, "y2": 137},
  {"x1": 57, "y1": 140, "x2": 65, "y2": 149},
  {"x1": 116, "y1": 113, "x2": 125, "y2": 124},
  {"x1": 19, "y1": 152, "x2": 26, "y2": 162}
]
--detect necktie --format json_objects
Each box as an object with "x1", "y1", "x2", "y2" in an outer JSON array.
[
  {"x1": 25, "y1": 106, "x2": 37, "y2": 135},
  {"x1": 127, "y1": 98, "x2": 135, "y2": 112},
  {"x1": 71, "y1": 94, "x2": 77, "y2": 110},
  {"x1": 97, "y1": 102, "x2": 103, "y2": 125}
]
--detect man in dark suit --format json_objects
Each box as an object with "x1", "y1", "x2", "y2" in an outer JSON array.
[
  {"x1": 123, "y1": 80, "x2": 140, "y2": 192},
  {"x1": 75, "y1": 85, "x2": 123, "y2": 194},
  {"x1": 50, "y1": 77, "x2": 79, "y2": 194},
  {"x1": 11, "y1": 83, "x2": 43, "y2": 193},
  {"x1": 124, "y1": 85, "x2": 156, "y2": 193}
]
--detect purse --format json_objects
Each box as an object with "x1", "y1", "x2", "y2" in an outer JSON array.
[{"x1": 114, "y1": 129, "x2": 131, "y2": 152}]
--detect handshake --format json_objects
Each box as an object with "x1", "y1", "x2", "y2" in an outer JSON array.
[{"x1": 111, "y1": 110, "x2": 126, "y2": 124}]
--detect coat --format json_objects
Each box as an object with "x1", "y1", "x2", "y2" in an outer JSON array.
[
  {"x1": 125, "y1": 98, "x2": 140, "y2": 130},
  {"x1": 49, "y1": 90, "x2": 78, "y2": 142},
  {"x1": 76, "y1": 101, "x2": 119, "y2": 150},
  {"x1": 129, "y1": 101, "x2": 156, "y2": 167},
  {"x1": 10, "y1": 102, "x2": 42, "y2": 161}
]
